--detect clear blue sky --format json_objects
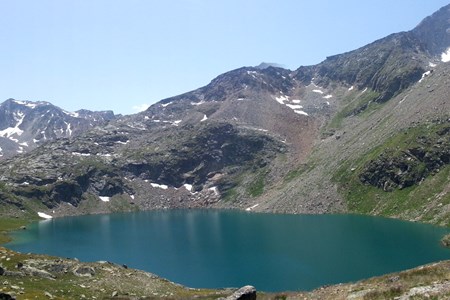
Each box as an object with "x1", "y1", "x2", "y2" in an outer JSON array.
[{"x1": 1, "y1": 1, "x2": 448, "y2": 115}]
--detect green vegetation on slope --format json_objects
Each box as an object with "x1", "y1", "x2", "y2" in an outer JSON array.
[
  {"x1": 327, "y1": 89, "x2": 380, "y2": 130},
  {"x1": 333, "y1": 121, "x2": 450, "y2": 225},
  {"x1": 247, "y1": 169, "x2": 267, "y2": 197}
]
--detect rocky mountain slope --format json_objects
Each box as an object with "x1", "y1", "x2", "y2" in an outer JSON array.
[
  {"x1": 0, "y1": 4, "x2": 449, "y2": 224},
  {"x1": 0, "y1": 99, "x2": 116, "y2": 159}
]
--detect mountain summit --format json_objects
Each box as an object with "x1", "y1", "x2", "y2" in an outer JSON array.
[{"x1": 0, "y1": 99, "x2": 115, "y2": 159}]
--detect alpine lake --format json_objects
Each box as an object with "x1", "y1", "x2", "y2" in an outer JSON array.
[{"x1": 6, "y1": 210, "x2": 450, "y2": 292}]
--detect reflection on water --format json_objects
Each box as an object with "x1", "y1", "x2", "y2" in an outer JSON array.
[{"x1": 6, "y1": 210, "x2": 450, "y2": 292}]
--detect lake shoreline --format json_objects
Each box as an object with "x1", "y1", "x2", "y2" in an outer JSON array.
[
  {"x1": 6, "y1": 210, "x2": 450, "y2": 293},
  {"x1": 2, "y1": 210, "x2": 450, "y2": 298}
]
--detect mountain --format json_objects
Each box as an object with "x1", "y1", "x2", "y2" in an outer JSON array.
[
  {"x1": 0, "y1": 4, "x2": 449, "y2": 224},
  {"x1": 0, "y1": 99, "x2": 116, "y2": 159}
]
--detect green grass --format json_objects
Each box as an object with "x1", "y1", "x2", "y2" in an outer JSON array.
[
  {"x1": 327, "y1": 89, "x2": 380, "y2": 129},
  {"x1": 247, "y1": 171, "x2": 267, "y2": 197},
  {"x1": 222, "y1": 186, "x2": 238, "y2": 202},
  {"x1": 0, "y1": 218, "x2": 29, "y2": 244},
  {"x1": 333, "y1": 122, "x2": 450, "y2": 225},
  {"x1": 283, "y1": 164, "x2": 311, "y2": 183}
]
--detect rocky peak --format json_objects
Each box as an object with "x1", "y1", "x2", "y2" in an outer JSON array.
[
  {"x1": 293, "y1": 4, "x2": 450, "y2": 102},
  {"x1": 412, "y1": 4, "x2": 450, "y2": 57},
  {"x1": 73, "y1": 109, "x2": 116, "y2": 122},
  {"x1": 0, "y1": 99, "x2": 116, "y2": 159},
  {"x1": 294, "y1": 32, "x2": 429, "y2": 102}
]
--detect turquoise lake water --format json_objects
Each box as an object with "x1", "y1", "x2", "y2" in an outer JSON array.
[{"x1": 6, "y1": 210, "x2": 450, "y2": 292}]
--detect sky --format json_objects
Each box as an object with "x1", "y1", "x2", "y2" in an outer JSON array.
[{"x1": 0, "y1": 1, "x2": 449, "y2": 115}]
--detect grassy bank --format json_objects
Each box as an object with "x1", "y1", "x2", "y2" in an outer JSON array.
[{"x1": 0, "y1": 218, "x2": 29, "y2": 244}]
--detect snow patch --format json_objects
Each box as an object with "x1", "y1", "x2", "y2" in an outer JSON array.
[
  {"x1": 419, "y1": 70, "x2": 431, "y2": 83},
  {"x1": 14, "y1": 100, "x2": 37, "y2": 109},
  {"x1": 150, "y1": 183, "x2": 168, "y2": 189},
  {"x1": 38, "y1": 212, "x2": 53, "y2": 219},
  {"x1": 312, "y1": 89, "x2": 324, "y2": 94},
  {"x1": 191, "y1": 101, "x2": 205, "y2": 106},
  {"x1": 361, "y1": 87, "x2": 368, "y2": 93},
  {"x1": 348, "y1": 86, "x2": 354, "y2": 91},
  {"x1": 99, "y1": 196, "x2": 110, "y2": 202},
  {"x1": 66, "y1": 122, "x2": 72, "y2": 136},
  {"x1": 172, "y1": 120, "x2": 182, "y2": 126},
  {"x1": 183, "y1": 184, "x2": 193, "y2": 192},
  {"x1": 97, "y1": 153, "x2": 112, "y2": 157},
  {"x1": 0, "y1": 112, "x2": 25, "y2": 141},
  {"x1": 245, "y1": 203, "x2": 259, "y2": 211},
  {"x1": 323, "y1": 95, "x2": 332, "y2": 99},
  {"x1": 294, "y1": 110, "x2": 309, "y2": 116},
  {"x1": 441, "y1": 47, "x2": 450, "y2": 62},
  {"x1": 291, "y1": 99, "x2": 301, "y2": 104},
  {"x1": 115, "y1": 140, "x2": 129, "y2": 145},
  {"x1": 208, "y1": 186, "x2": 219, "y2": 196},
  {"x1": 161, "y1": 102, "x2": 173, "y2": 107},
  {"x1": 201, "y1": 114, "x2": 208, "y2": 122},
  {"x1": 286, "y1": 104, "x2": 303, "y2": 110},
  {"x1": 275, "y1": 95, "x2": 289, "y2": 104},
  {"x1": 130, "y1": 194, "x2": 135, "y2": 200},
  {"x1": 72, "y1": 152, "x2": 91, "y2": 156},
  {"x1": 429, "y1": 62, "x2": 437, "y2": 68},
  {"x1": 63, "y1": 110, "x2": 79, "y2": 118}
]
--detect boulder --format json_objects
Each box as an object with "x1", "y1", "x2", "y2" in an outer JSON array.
[
  {"x1": 73, "y1": 265, "x2": 95, "y2": 277},
  {"x1": 225, "y1": 285, "x2": 256, "y2": 300},
  {"x1": 0, "y1": 293, "x2": 15, "y2": 300}
]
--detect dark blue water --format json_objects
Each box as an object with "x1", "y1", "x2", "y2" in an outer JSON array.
[{"x1": 6, "y1": 210, "x2": 450, "y2": 292}]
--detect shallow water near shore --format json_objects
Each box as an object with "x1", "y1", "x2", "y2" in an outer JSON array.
[{"x1": 6, "y1": 210, "x2": 450, "y2": 292}]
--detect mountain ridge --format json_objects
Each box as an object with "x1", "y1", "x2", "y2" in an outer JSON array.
[{"x1": 0, "y1": 98, "x2": 116, "y2": 159}]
